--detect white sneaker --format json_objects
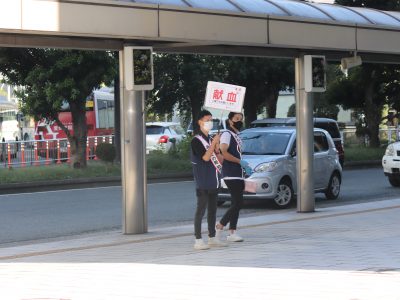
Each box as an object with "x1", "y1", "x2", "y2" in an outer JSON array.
[
  {"x1": 215, "y1": 228, "x2": 224, "y2": 239},
  {"x1": 194, "y1": 239, "x2": 210, "y2": 250},
  {"x1": 208, "y1": 237, "x2": 228, "y2": 247},
  {"x1": 227, "y1": 232, "x2": 244, "y2": 242}
]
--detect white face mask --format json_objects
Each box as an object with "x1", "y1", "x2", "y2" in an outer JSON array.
[{"x1": 203, "y1": 121, "x2": 213, "y2": 131}]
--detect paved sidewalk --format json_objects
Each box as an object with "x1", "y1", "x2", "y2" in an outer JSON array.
[{"x1": 1, "y1": 199, "x2": 400, "y2": 300}]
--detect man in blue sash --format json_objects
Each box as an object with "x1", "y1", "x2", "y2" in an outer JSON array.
[{"x1": 191, "y1": 110, "x2": 227, "y2": 250}]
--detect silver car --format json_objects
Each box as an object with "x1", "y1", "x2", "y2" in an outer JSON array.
[
  {"x1": 218, "y1": 127, "x2": 342, "y2": 208},
  {"x1": 146, "y1": 122, "x2": 185, "y2": 153}
]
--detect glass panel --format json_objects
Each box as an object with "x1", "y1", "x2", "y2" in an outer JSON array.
[
  {"x1": 268, "y1": 0, "x2": 332, "y2": 20},
  {"x1": 230, "y1": 0, "x2": 288, "y2": 16},
  {"x1": 241, "y1": 132, "x2": 292, "y2": 155},
  {"x1": 187, "y1": 0, "x2": 240, "y2": 12},
  {"x1": 133, "y1": 0, "x2": 188, "y2": 7},
  {"x1": 317, "y1": 4, "x2": 371, "y2": 24},
  {"x1": 97, "y1": 100, "x2": 115, "y2": 129},
  {"x1": 314, "y1": 133, "x2": 329, "y2": 152},
  {"x1": 350, "y1": 7, "x2": 400, "y2": 26},
  {"x1": 146, "y1": 126, "x2": 165, "y2": 135}
]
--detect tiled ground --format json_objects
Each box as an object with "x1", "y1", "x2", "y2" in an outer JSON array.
[{"x1": 0, "y1": 199, "x2": 400, "y2": 299}]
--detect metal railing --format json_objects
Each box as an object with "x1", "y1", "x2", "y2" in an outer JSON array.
[{"x1": 0, "y1": 135, "x2": 114, "y2": 168}]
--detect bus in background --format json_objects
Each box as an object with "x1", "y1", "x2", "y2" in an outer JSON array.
[
  {"x1": 35, "y1": 87, "x2": 115, "y2": 140},
  {"x1": 0, "y1": 108, "x2": 19, "y2": 141}
]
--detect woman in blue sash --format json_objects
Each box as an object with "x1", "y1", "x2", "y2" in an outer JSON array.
[
  {"x1": 191, "y1": 110, "x2": 227, "y2": 250},
  {"x1": 216, "y1": 112, "x2": 251, "y2": 242}
]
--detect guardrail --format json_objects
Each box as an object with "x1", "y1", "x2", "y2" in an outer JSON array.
[{"x1": 0, "y1": 135, "x2": 114, "y2": 168}]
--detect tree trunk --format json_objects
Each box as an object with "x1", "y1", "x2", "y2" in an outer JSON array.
[
  {"x1": 364, "y1": 82, "x2": 381, "y2": 148},
  {"x1": 69, "y1": 101, "x2": 88, "y2": 168},
  {"x1": 243, "y1": 100, "x2": 257, "y2": 127},
  {"x1": 265, "y1": 87, "x2": 280, "y2": 118}
]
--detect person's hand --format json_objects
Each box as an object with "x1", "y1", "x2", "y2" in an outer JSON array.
[
  {"x1": 239, "y1": 159, "x2": 249, "y2": 168},
  {"x1": 211, "y1": 134, "x2": 221, "y2": 147},
  {"x1": 244, "y1": 165, "x2": 253, "y2": 176}
]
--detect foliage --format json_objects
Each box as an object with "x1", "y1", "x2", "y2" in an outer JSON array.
[
  {"x1": 95, "y1": 143, "x2": 116, "y2": 163},
  {"x1": 287, "y1": 65, "x2": 340, "y2": 119},
  {"x1": 327, "y1": 0, "x2": 400, "y2": 147},
  {"x1": 149, "y1": 54, "x2": 294, "y2": 127},
  {"x1": 335, "y1": 0, "x2": 400, "y2": 10},
  {"x1": 0, "y1": 161, "x2": 120, "y2": 184},
  {"x1": 0, "y1": 48, "x2": 116, "y2": 168},
  {"x1": 344, "y1": 145, "x2": 386, "y2": 162}
]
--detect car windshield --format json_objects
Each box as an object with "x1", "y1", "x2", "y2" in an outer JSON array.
[
  {"x1": 241, "y1": 132, "x2": 292, "y2": 155},
  {"x1": 146, "y1": 125, "x2": 164, "y2": 135}
]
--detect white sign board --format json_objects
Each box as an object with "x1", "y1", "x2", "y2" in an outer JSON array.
[{"x1": 204, "y1": 81, "x2": 246, "y2": 113}]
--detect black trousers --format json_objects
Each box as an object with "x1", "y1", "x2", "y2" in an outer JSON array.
[
  {"x1": 219, "y1": 179, "x2": 244, "y2": 230},
  {"x1": 194, "y1": 189, "x2": 218, "y2": 239}
]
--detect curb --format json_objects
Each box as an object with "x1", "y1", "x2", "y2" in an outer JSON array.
[
  {"x1": 0, "y1": 161, "x2": 381, "y2": 194},
  {"x1": 0, "y1": 173, "x2": 194, "y2": 194}
]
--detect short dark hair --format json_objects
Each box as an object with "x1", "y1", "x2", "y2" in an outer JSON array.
[
  {"x1": 193, "y1": 110, "x2": 212, "y2": 135},
  {"x1": 226, "y1": 112, "x2": 243, "y2": 129},
  {"x1": 228, "y1": 111, "x2": 243, "y2": 120},
  {"x1": 197, "y1": 109, "x2": 212, "y2": 121}
]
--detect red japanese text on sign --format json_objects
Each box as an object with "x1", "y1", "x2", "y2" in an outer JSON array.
[
  {"x1": 213, "y1": 89, "x2": 223, "y2": 100},
  {"x1": 226, "y1": 92, "x2": 237, "y2": 103}
]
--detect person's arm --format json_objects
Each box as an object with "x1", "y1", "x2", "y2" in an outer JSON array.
[
  {"x1": 220, "y1": 143, "x2": 241, "y2": 164},
  {"x1": 201, "y1": 134, "x2": 221, "y2": 162}
]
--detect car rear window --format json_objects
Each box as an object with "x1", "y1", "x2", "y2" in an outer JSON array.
[
  {"x1": 146, "y1": 126, "x2": 164, "y2": 135},
  {"x1": 314, "y1": 122, "x2": 340, "y2": 139}
]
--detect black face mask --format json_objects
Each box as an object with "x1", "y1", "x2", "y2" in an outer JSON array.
[{"x1": 232, "y1": 120, "x2": 243, "y2": 130}]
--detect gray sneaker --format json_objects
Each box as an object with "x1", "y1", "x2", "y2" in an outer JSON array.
[{"x1": 208, "y1": 237, "x2": 228, "y2": 247}]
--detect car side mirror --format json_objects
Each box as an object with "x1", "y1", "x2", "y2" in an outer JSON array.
[
  {"x1": 169, "y1": 137, "x2": 176, "y2": 144},
  {"x1": 290, "y1": 149, "x2": 296, "y2": 157}
]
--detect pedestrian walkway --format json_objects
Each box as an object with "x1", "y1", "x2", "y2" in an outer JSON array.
[{"x1": 1, "y1": 199, "x2": 400, "y2": 300}]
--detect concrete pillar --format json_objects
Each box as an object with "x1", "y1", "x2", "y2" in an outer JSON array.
[
  {"x1": 119, "y1": 50, "x2": 148, "y2": 234},
  {"x1": 295, "y1": 56, "x2": 315, "y2": 212}
]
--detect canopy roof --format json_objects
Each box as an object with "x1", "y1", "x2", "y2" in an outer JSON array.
[
  {"x1": 127, "y1": 0, "x2": 400, "y2": 28},
  {"x1": 1, "y1": 0, "x2": 400, "y2": 62}
]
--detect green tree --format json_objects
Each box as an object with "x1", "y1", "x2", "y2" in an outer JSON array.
[
  {"x1": 327, "y1": 0, "x2": 400, "y2": 147},
  {"x1": 0, "y1": 48, "x2": 116, "y2": 168},
  {"x1": 149, "y1": 54, "x2": 294, "y2": 127},
  {"x1": 149, "y1": 54, "x2": 214, "y2": 128},
  {"x1": 219, "y1": 57, "x2": 294, "y2": 125}
]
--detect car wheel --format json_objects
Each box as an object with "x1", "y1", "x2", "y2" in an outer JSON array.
[
  {"x1": 388, "y1": 175, "x2": 400, "y2": 187},
  {"x1": 325, "y1": 172, "x2": 341, "y2": 200},
  {"x1": 273, "y1": 178, "x2": 294, "y2": 209}
]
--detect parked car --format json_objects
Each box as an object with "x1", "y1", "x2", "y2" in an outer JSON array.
[
  {"x1": 250, "y1": 117, "x2": 344, "y2": 167},
  {"x1": 382, "y1": 141, "x2": 400, "y2": 187},
  {"x1": 218, "y1": 127, "x2": 342, "y2": 208},
  {"x1": 146, "y1": 122, "x2": 185, "y2": 153}
]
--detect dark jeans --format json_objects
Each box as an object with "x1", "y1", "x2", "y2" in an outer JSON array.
[
  {"x1": 219, "y1": 179, "x2": 244, "y2": 230},
  {"x1": 194, "y1": 189, "x2": 218, "y2": 239}
]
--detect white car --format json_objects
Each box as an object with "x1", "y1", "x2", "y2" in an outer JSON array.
[
  {"x1": 146, "y1": 122, "x2": 185, "y2": 153},
  {"x1": 218, "y1": 127, "x2": 342, "y2": 208},
  {"x1": 382, "y1": 141, "x2": 400, "y2": 187}
]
